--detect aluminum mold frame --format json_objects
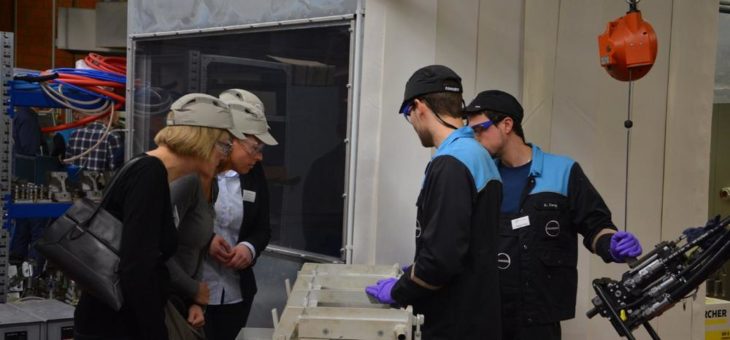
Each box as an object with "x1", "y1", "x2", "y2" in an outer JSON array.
[{"x1": 273, "y1": 263, "x2": 423, "y2": 340}]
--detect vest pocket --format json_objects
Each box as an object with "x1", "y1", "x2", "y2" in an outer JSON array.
[
  {"x1": 536, "y1": 249, "x2": 578, "y2": 320},
  {"x1": 532, "y1": 199, "x2": 571, "y2": 243}
]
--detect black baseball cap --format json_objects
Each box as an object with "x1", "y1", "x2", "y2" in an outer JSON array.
[
  {"x1": 399, "y1": 65, "x2": 463, "y2": 114},
  {"x1": 464, "y1": 90, "x2": 524, "y2": 123}
]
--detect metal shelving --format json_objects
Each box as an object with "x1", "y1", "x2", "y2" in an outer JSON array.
[{"x1": 0, "y1": 31, "x2": 15, "y2": 303}]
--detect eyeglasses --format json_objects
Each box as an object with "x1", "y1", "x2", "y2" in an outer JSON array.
[
  {"x1": 215, "y1": 139, "x2": 233, "y2": 156},
  {"x1": 241, "y1": 139, "x2": 265, "y2": 155},
  {"x1": 469, "y1": 120, "x2": 495, "y2": 134},
  {"x1": 399, "y1": 98, "x2": 432, "y2": 123},
  {"x1": 400, "y1": 102, "x2": 415, "y2": 122}
]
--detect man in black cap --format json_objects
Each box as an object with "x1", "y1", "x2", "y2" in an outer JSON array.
[
  {"x1": 365, "y1": 65, "x2": 503, "y2": 339},
  {"x1": 464, "y1": 90, "x2": 644, "y2": 340}
]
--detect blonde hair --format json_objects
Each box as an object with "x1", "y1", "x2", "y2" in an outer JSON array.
[{"x1": 154, "y1": 124, "x2": 228, "y2": 160}]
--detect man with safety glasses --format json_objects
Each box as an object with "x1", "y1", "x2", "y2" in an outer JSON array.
[
  {"x1": 463, "y1": 90, "x2": 643, "y2": 340},
  {"x1": 365, "y1": 65, "x2": 503, "y2": 339}
]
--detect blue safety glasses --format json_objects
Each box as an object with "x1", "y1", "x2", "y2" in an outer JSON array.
[
  {"x1": 470, "y1": 120, "x2": 495, "y2": 134},
  {"x1": 400, "y1": 101, "x2": 415, "y2": 122},
  {"x1": 400, "y1": 98, "x2": 435, "y2": 123}
]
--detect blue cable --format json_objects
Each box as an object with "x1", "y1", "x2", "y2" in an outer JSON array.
[
  {"x1": 52, "y1": 68, "x2": 126, "y2": 83},
  {"x1": 13, "y1": 81, "x2": 100, "y2": 100},
  {"x1": 12, "y1": 81, "x2": 109, "y2": 110},
  {"x1": 11, "y1": 69, "x2": 125, "y2": 110},
  {"x1": 15, "y1": 69, "x2": 125, "y2": 84},
  {"x1": 52, "y1": 79, "x2": 110, "y2": 101}
]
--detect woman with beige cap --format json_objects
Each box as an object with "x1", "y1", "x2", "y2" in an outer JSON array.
[
  {"x1": 161, "y1": 93, "x2": 249, "y2": 338},
  {"x1": 201, "y1": 89, "x2": 278, "y2": 340},
  {"x1": 73, "y1": 93, "x2": 238, "y2": 340}
]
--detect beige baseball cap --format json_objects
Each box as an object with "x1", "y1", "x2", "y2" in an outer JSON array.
[
  {"x1": 166, "y1": 93, "x2": 245, "y2": 140},
  {"x1": 219, "y1": 89, "x2": 278, "y2": 146}
]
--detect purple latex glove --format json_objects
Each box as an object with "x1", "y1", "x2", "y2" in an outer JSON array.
[
  {"x1": 610, "y1": 231, "x2": 643, "y2": 263},
  {"x1": 365, "y1": 278, "x2": 397, "y2": 304}
]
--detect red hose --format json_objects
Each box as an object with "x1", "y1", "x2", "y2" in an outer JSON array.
[
  {"x1": 84, "y1": 53, "x2": 126, "y2": 76},
  {"x1": 38, "y1": 63, "x2": 126, "y2": 132},
  {"x1": 39, "y1": 70, "x2": 127, "y2": 105},
  {"x1": 65, "y1": 83, "x2": 126, "y2": 103},
  {"x1": 40, "y1": 102, "x2": 122, "y2": 133}
]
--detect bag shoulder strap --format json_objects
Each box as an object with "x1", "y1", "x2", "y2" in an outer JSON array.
[
  {"x1": 99, "y1": 155, "x2": 145, "y2": 206},
  {"x1": 74, "y1": 155, "x2": 146, "y2": 227}
]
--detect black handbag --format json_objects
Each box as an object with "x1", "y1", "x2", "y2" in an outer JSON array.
[{"x1": 35, "y1": 157, "x2": 141, "y2": 311}]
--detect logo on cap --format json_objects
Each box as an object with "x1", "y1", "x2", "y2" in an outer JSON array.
[{"x1": 444, "y1": 86, "x2": 460, "y2": 92}]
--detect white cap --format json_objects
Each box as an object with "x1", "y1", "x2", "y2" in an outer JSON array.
[
  {"x1": 219, "y1": 89, "x2": 265, "y2": 116},
  {"x1": 167, "y1": 93, "x2": 245, "y2": 140},
  {"x1": 219, "y1": 89, "x2": 278, "y2": 145}
]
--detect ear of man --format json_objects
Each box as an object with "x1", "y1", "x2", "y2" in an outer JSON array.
[
  {"x1": 501, "y1": 116, "x2": 515, "y2": 135},
  {"x1": 413, "y1": 98, "x2": 430, "y2": 117}
]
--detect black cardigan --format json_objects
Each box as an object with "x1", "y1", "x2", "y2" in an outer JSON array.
[
  {"x1": 236, "y1": 162, "x2": 272, "y2": 299},
  {"x1": 74, "y1": 155, "x2": 176, "y2": 339}
]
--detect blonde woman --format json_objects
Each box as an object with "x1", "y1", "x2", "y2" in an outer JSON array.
[
  {"x1": 73, "y1": 93, "x2": 239, "y2": 340},
  {"x1": 165, "y1": 94, "x2": 245, "y2": 337}
]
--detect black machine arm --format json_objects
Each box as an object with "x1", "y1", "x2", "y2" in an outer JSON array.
[{"x1": 587, "y1": 216, "x2": 730, "y2": 340}]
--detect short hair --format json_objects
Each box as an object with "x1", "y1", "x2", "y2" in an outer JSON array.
[
  {"x1": 484, "y1": 111, "x2": 526, "y2": 142},
  {"x1": 421, "y1": 80, "x2": 463, "y2": 118},
  {"x1": 154, "y1": 120, "x2": 228, "y2": 160}
]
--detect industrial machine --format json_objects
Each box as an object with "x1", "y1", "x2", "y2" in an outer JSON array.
[
  {"x1": 0, "y1": 299, "x2": 74, "y2": 340},
  {"x1": 272, "y1": 263, "x2": 424, "y2": 340},
  {"x1": 587, "y1": 216, "x2": 730, "y2": 340},
  {"x1": 0, "y1": 31, "x2": 118, "y2": 308}
]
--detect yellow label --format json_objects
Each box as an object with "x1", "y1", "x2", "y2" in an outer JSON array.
[
  {"x1": 705, "y1": 330, "x2": 730, "y2": 340},
  {"x1": 707, "y1": 318, "x2": 729, "y2": 326}
]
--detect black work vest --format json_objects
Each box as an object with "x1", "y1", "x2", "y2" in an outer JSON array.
[
  {"x1": 497, "y1": 145, "x2": 616, "y2": 326},
  {"x1": 498, "y1": 176, "x2": 578, "y2": 325}
]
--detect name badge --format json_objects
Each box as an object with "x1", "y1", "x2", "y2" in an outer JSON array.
[
  {"x1": 243, "y1": 190, "x2": 257, "y2": 203},
  {"x1": 511, "y1": 216, "x2": 530, "y2": 230}
]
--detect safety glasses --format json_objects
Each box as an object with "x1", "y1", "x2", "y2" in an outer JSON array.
[
  {"x1": 400, "y1": 102, "x2": 415, "y2": 123},
  {"x1": 400, "y1": 98, "x2": 434, "y2": 123},
  {"x1": 215, "y1": 139, "x2": 233, "y2": 156},
  {"x1": 470, "y1": 120, "x2": 495, "y2": 134},
  {"x1": 242, "y1": 139, "x2": 265, "y2": 155}
]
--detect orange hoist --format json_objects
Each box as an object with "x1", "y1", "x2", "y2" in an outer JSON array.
[
  {"x1": 596, "y1": 0, "x2": 658, "y2": 298},
  {"x1": 598, "y1": 0, "x2": 657, "y2": 81}
]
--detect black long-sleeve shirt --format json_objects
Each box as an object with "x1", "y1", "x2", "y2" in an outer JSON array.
[
  {"x1": 74, "y1": 154, "x2": 177, "y2": 340},
  {"x1": 391, "y1": 127, "x2": 502, "y2": 339},
  {"x1": 236, "y1": 162, "x2": 272, "y2": 301}
]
